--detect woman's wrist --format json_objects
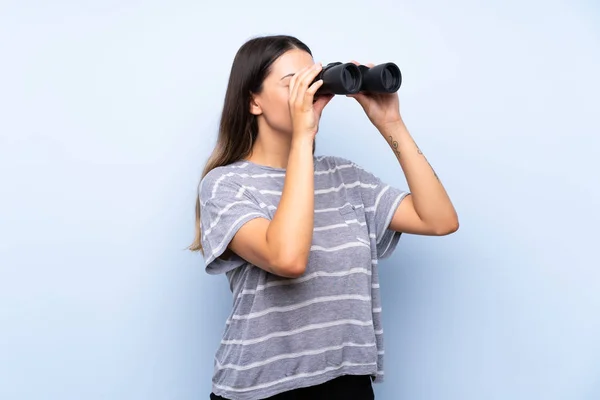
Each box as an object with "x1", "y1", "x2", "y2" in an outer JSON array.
[{"x1": 290, "y1": 135, "x2": 315, "y2": 153}]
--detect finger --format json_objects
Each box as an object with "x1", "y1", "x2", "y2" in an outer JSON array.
[
  {"x1": 290, "y1": 64, "x2": 319, "y2": 106},
  {"x1": 313, "y1": 93, "x2": 334, "y2": 115},
  {"x1": 300, "y1": 63, "x2": 322, "y2": 93},
  {"x1": 303, "y1": 78, "x2": 324, "y2": 109},
  {"x1": 306, "y1": 78, "x2": 324, "y2": 93},
  {"x1": 294, "y1": 63, "x2": 322, "y2": 108},
  {"x1": 288, "y1": 65, "x2": 312, "y2": 104},
  {"x1": 349, "y1": 61, "x2": 376, "y2": 68},
  {"x1": 347, "y1": 92, "x2": 369, "y2": 109}
]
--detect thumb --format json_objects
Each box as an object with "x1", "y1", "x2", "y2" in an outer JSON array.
[
  {"x1": 347, "y1": 92, "x2": 369, "y2": 109},
  {"x1": 313, "y1": 94, "x2": 334, "y2": 116}
]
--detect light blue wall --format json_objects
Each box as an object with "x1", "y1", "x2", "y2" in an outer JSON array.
[{"x1": 1, "y1": 1, "x2": 599, "y2": 399}]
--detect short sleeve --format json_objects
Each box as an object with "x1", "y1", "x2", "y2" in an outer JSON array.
[
  {"x1": 199, "y1": 177, "x2": 270, "y2": 275},
  {"x1": 353, "y1": 162, "x2": 409, "y2": 259}
]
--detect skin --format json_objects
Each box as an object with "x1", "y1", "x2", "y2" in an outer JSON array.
[
  {"x1": 346, "y1": 60, "x2": 459, "y2": 236},
  {"x1": 228, "y1": 49, "x2": 459, "y2": 278},
  {"x1": 247, "y1": 49, "x2": 332, "y2": 167}
]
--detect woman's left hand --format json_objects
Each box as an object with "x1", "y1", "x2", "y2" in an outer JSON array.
[{"x1": 346, "y1": 61, "x2": 403, "y2": 132}]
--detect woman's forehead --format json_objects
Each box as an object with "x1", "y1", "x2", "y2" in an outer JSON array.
[{"x1": 270, "y1": 49, "x2": 314, "y2": 79}]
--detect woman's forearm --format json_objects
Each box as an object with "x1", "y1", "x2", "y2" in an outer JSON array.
[
  {"x1": 379, "y1": 120, "x2": 458, "y2": 228},
  {"x1": 266, "y1": 136, "x2": 315, "y2": 274}
]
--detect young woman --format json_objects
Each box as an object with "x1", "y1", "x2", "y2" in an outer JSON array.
[{"x1": 191, "y1": 35, "x2": 459, "y2": 400}]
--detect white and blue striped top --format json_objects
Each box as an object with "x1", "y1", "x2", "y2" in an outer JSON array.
[{"x1": 199, "y1": 155, "x2": 408, "y2": 400}]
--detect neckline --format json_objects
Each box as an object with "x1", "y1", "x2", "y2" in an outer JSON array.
[{"x1": 239, "y1": 156, "x2": 318, "y2": 172}]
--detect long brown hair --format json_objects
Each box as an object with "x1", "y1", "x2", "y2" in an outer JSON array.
[{"x1": 189, "y1": 35, "x2": 312, "y2": 253}]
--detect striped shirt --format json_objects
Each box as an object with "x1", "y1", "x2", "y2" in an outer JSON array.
[{"x1": 199, "y1": 155, "x2": 408, "y2": 400}]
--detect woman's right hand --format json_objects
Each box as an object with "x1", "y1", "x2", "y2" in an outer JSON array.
[{"x1": 288, "y1": 62, "x2": 334, "y2": 138}]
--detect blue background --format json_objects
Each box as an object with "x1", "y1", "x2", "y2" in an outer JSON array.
[{"x1": 1, "y1": 1, "x2": 599, "y2": 399}]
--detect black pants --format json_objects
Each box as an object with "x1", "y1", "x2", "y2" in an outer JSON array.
[{"x1": 210, "y1": 374, "x2": 374, "y2": 400}]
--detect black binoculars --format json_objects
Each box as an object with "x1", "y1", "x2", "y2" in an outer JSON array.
[{"x1": 313, "y1": 62, "x2": 402, "y2": 96}]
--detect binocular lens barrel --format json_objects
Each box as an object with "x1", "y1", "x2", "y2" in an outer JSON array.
[
  {"x1": 316, "y1": 62, "x2": 362, "y2": 95},
  {"x1": 359, "y1": 63, "x2": 402, "y2": 93},
  {"x1": 314, "y1": 62, "x2": 402, "y2": 96}
]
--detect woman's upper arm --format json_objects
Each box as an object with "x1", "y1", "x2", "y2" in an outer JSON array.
[
  {"x1": 388, "y1": 194, "x2": 455, "y2": 236},
  {"x1": 388, "y1": 194, "x2": 431, "y2": 234},
  {"x1": 227, "y1": 217, "x2": 300, "y2": 278}
]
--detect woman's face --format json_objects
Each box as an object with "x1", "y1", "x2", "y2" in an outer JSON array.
[{"x1": 250, "y1": 49, "x2": 315, "y2": 135}]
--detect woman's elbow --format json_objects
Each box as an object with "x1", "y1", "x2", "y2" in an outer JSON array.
[
  {"x1": 270, "y1": 252, "x2": 308, "y2": 278},
  {"x1": 431, "y1": 216, "x2": 459, "y2": 236},
  {"x1": 274, "y1": 260, "x2": 307, "y2": 278},
  {"x1": 283, "y1": 263, "x2": 307, "y2": 278}
]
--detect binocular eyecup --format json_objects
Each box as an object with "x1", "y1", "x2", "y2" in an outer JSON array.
[{"x1": 313, "y1": 62, "x2": 402, "y2": 96}]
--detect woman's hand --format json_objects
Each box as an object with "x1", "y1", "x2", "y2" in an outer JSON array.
[
  {"x1": 288, "y1": 62, "x2": 334, "y2": 138},
  {"x1": 346, "y1": 61, "x2": 403, "y2": 132}
]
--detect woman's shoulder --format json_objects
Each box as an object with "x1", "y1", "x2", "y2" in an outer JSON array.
[
  {"x1": 199, "y1": 161, "x2": 251, "y2": 202},
  {"x1": 314, "y1": 154, "x2": 359, "y2": 170},
  {"x1": 314, "y1": 154, "x2": 364, "y2": 180}
]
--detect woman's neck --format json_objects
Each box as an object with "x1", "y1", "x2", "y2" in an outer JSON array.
[
  {"x1": 246, "y1": 120, "x2": 317, "y2": 169},
  {"x1": 245, "y1": 120, "x2": 294, "y2": 169}
]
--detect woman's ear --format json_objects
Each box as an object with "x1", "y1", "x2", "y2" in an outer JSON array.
[{"x1": 249, "y1": 94, "x2": 262, "y2": 116}]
